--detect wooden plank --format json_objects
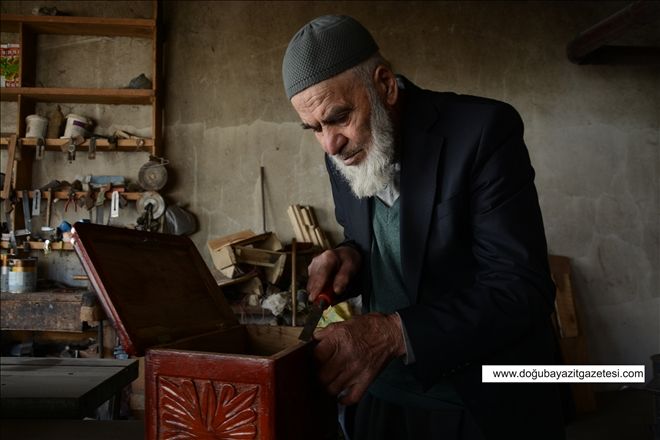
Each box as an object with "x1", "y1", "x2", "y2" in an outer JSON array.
[
  {"x1": 0, "y1": 241, "x2": 74, "y2": 251},
  {"x1": 549, "y1": 255, "x2": 579, "y2": 338},
  {"x1": 1, "y1": 137, "x2": 155, "y2": 152},
  {"x1": 211, "y1": 246, "x2": 239, "y2": 278},
  {"x1": 207, "y1": 230, "x2": 256, "y2": 253},
  {"x1": 234, "y1": 246, "x2": 283, "y2": 268},
  {"x1": 293, "y1": 205, "x2": 312, "y2": 242},
  {"x1": 0, "y1": 14, "x2": 155, "y2": 38},
  {"x1": 288, "y1": 205, "x2": 305, "y2": 242},
  {"x1": 1, "y1": 134, "x2": 17, "y2": 199},
  {"x1": 0, "y1": 87, "x2": 154, "y2": 105},
  {"x1": 548, "y1": 254, "x2": 596, "y2": 414}
]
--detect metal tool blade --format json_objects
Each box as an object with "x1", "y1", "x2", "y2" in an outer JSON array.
[{"x1": 298, "y1": 298, "x2": 329, "y2": 342}]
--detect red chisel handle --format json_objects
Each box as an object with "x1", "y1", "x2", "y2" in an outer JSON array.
[{"x1": 316, "y1": 286, "x2": 334, "y2": 308}]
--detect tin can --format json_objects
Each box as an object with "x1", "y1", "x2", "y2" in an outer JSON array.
[
  {"x1": 7, "y1": 257, "x2": 38, "y2": 293},
  {"x1": 0, "y1": 254, "x2": 9, "y2": 293}
]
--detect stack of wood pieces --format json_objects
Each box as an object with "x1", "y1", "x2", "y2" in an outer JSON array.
[
  {"x1": 287, "y1": 204, "x2": 331, "y2": 249},
  {"x1": 207, "y1": 230, "x2": 286, "y2": 285}
]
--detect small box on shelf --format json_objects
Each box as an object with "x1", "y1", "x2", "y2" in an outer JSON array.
[{"x1": 0, "y1": 43, "x2": 20, "y2": 88}]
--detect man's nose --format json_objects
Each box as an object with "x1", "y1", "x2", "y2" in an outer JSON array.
[{"x1": 320, "y1": 129, "x2": 347, "y2": 156}]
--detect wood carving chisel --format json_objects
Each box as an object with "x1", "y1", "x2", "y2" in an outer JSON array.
[{"x1": 298, "y1": 288, "x2": 334, "y2": 342}]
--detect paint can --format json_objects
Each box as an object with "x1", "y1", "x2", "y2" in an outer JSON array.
[
  {"x1": 0, "y1": 254, "x2": 9, "y2": 293},
  {"x1": 25, "y1": 114, "x2": 49, "y2": 138},
  {"x1": 7, "y1": 257, "x2": 37, "y2": 293},
  {"x1": 63, "y1": 113, "x2": 92, "y2": 138}
]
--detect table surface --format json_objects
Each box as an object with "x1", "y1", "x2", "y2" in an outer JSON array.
[
  {"x1": 0, "y1": 357, "x2": 138, "y2": 419},
  {"x1": 0, "y1": 419, "x2": 144, "y2": 440}
]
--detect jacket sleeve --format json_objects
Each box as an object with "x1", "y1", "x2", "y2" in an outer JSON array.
[{"x1": 397, "y1": 103, "x2": 556, "y2": 386}]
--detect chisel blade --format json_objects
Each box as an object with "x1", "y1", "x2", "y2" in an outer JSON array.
[{"x1": 298, "y1": 299, "x2": 329, "y2": 342}]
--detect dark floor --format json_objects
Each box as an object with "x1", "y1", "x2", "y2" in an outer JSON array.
[{"x1": 567, "y1": 389, "x2": 657, "y2": 440}]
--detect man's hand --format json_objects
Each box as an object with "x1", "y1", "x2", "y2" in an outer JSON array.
[
  {"x1": 307, "y1": 245, "x2": 361, "y2": 302},
  {"x1": 313, "y1": 313, "x2": 406, "y2": 405}
]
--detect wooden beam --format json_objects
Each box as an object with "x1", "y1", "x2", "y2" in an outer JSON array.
[{"x1": 567, "y1": 0, "x2": 660, "y2": 64}]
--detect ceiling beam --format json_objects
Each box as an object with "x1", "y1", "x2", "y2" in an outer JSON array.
[{"x1": 567, "y1": 0, "x2": 660, "y2": 65}]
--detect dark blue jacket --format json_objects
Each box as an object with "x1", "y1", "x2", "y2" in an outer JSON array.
[{"x1": 325, "y1": 77, "x2": 565, "y2": 440}]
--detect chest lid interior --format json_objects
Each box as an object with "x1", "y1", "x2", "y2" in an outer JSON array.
[{"x1": 71, "y1": 222, "x2": 239, "y2": 356}]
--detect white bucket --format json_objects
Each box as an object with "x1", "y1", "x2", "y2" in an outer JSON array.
[
  {"x1": 25, "y1": 115, "x2": 48, "y2": 138},
  {"x1": 63, "y1": 114, "x2": 92, "y2": 138}
]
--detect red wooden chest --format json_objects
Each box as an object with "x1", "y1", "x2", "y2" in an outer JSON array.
[{"x1": 71, "y1": 223, "x2": 335, "y2": 439}]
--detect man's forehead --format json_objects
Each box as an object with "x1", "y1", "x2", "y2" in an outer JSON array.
[{"x1": 291, "y1": 72, "x2": 357, "y2": 115}]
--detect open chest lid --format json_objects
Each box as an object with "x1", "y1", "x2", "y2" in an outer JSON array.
[{"x1": 71, "y1": 222, "x2": 239, "y2": 356}]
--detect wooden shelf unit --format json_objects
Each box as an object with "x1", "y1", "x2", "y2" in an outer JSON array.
[
  {"x1": 0, "y1": 1, "x2": 163, "y2": 156},
  {"x1": 0, "y1": 1, "x2": 163, "y2": 235},
  {"x1": 1, "y1": 137, "x2": 154, "y2": 153}
]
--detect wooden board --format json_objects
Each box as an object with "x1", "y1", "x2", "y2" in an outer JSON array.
[
  {"x1": 549, "y1": 255, "x2": 579, "y2": 338},
  {"x1": 548, "y1": 254, "x2": 597, "y2": 413}
]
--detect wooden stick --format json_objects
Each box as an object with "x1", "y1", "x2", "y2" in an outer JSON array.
[
  {"x1": 291, "y1": 238, "x2": 297, "y2": 327},
  {"x1": 1, "y1": 134, "x2": 17, "y2": 199},
  {"x1": 260, "y1": 166, "x2": 266, "y2": 233}
]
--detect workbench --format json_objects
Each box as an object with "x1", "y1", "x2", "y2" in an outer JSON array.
[{"x1": 0, "y1": 357, "x2": 138, "y2": 419}]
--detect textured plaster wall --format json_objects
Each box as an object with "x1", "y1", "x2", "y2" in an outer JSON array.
[{"x1": 1, "y1": 2, "x2": 658, "y2": 376}]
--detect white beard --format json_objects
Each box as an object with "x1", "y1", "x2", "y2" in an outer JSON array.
[{"x1": 330, "y1": 87, "x2": 396, "y2": 199}]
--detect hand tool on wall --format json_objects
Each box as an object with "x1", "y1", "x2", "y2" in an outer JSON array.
[
  {"x1": 110, "y1": 191, "x2": 120, "y2": 218},
  {"x1": 95, "y1": 184, "x2": 110, "y2": 224},
  {"x1": 65, "y1": 187, "x2": 77, "y2": 212},
  {"x1": 88, "y1": 136, "x2": 97, "y2": 160},
  {"x1": 45, "y1": 189, "x2": 53, "y2": 228},
  {"x1": 31, "y1": 189, "x2": 41, "y2": 216},
  {"x1": 35, "y1": 137, "x2": 45, "y2": 160},
  {"x1": 14, "y1": 138, "x2": 23, "y2": 161},
  {"x1": 298, "y1": 287, "x2": 335, "y2": 342},
  {"x1": 21, "y1": 190, "x2": 32, "y2": 234}
]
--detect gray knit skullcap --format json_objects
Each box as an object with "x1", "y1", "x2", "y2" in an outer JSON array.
[{"x1": 282, "y1": 15, "x2": 379, "y2": 99}]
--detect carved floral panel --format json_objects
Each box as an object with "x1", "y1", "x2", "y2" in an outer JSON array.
[{"x1": 159, "y1": 376, "x2": 259, "y2": 439}]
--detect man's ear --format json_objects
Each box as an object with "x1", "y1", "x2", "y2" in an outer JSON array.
[{"x1": 373, "y1": 65, "x2": 398, "y2": 107}]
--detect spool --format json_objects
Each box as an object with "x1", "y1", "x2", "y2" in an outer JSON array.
[
  {"x1": 7, "y1": 257, "x2": 37, "y2": 293},
  {"x1": 25, "y1": 115, "x2": 49, "y2": 138},
  {"x1": 63, "y1": 113, "x2": 92, "y2": 138}
]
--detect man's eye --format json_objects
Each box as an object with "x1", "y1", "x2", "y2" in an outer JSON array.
[{"x1": 335, "y1": 113, "x2": 349, "y2": 124}]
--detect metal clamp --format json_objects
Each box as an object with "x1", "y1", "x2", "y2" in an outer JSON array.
[{"x1": 35, "y1": 137, "x2": 46, "y2": 160}]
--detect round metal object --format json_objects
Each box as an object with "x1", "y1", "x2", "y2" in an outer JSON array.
[
  {"x1": 137, "y1": 191, "x2": 166, "y2": 219},
  {"x1": 138, "y1": 160, "x2": 168, "y2": 191}
]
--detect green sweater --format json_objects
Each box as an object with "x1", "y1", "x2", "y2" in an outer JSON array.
[{"x1": 368, "y1": 197, "x2": 462, "y2": 410}]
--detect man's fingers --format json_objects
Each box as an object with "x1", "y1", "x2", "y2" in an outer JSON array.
[
  {"x1": 338, "y1": 380, "x2": 369, "y2": 406},
  {"x1": 306, "y1": 250, "x2": 339, "y2": 299}
]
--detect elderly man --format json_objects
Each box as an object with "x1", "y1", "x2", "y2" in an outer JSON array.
[{"x1": 282, "y1": 15, "x2": 565, "y2": 440}]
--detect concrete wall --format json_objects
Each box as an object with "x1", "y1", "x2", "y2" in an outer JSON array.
[{"x1": 2, "y1": 1, "x2": 658, "y2": 378}]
